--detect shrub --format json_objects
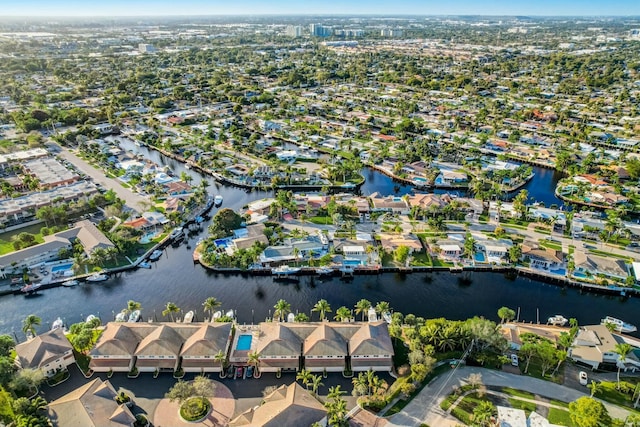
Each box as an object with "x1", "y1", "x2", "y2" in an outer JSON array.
[{"x1": 180, "y1": 396, "x2": 211, "y2": 422}]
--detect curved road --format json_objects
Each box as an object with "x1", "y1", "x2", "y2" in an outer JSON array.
[{"x1": 386, "y1": 366, "x2": 635, "y2": 427}]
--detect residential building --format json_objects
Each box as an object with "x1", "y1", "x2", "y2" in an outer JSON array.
[
  {"x1": 47, "y1": 378, "x2": 135, "y2": 427},
  {"x1": 229, "y1": 383, "x2": 326, "y2": 427},
  {"x1": 15, "y1": 328, "x2": 75, "y2": 377},
  {"x1": 180, "y1": 323, "x2": 233, "y2": 373},
  {"x1": 573, "y1": 251, "x2": 629, "y2": 281},
  {"x1": 521, "y1": 243, "x2": 563, "y2": 270},
  {"x1": 22, "y1": 157, "x2": 79, "y2": 189},
  {"x1": 569, "y1": 325, "x2": 639, "y2": 370}
]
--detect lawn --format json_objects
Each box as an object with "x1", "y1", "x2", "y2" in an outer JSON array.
[
  {"x1": 502, "y1": 387, "x2": 535, "y2": 399},
  {"x1": 508, "y1": 398, "x2": 536, "y2": 415},
  {"x1": 597, "y1": 380, "x2": 640, "y2": 408},
  {"x1": 0, "y1": 234, "x2": 45, "y2": 256},
  {"x1": 451, "y1": 392, "x2": 487, "y2": 425},
  {"x1": 308, "y1": 216, "x2": 333, "y2": 225},
  {"x1": 410, "y1": 252, "x2": 432, "y2": 267},
  {"x1": 521, "y1": 357, "x2": 563, "y2": 384},
  {"x1": 548, "y1": 407, "x2": 576, "y2": 426}
]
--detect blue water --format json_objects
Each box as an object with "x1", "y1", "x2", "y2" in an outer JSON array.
[
  {"x1": 236, "y1": 334, "x2": 252, "y2": 351},
  {"x1": 573, "y1": 272, "x2": 588, "y2": 278},
  {"x1": 414, "y1": 177, "x2": 427, "y2": 183},
  {"x1": 474, "y1": 253, "x2": 486, "y2": 262},
  {"x1": 549, "y1": 268, "x2": 566, "y2": 276},
  {"x1": 51, "y1": 263, "x2": 73, "y2": 273},
  {"x1": 214, "y1": 238, "x2": 232, "y2": 248}
]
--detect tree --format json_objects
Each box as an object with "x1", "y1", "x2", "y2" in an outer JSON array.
[
  {"x1": 209, "y1": 208, "x2": 243, "y2": 238},
  {"x1": 519, "y1": 343, "x2": 537, "y2": 374},
  {"x1": 473, "y1": 401, "x2": 496, "y2": 427},
  {"x1": 312, "y1": 299, "x2": 331, "y2": 321},
  {"x1": 273, "y1": 299, "x2": 291, "y2": 322},
  {"x1": 127, "y1": 300, "x2": 141, "y2": 315},
  {"x1": 354, "y1": 299, "x2": 372, "y2": 321},
  {"x1": 587, "y1": 380, "x2": 602, "y2": 398},
  {"x1": 569, "y1": 397, "x2": 611, "y2": 427},
  {"x1": 613, "y1": 343, "x2": 633, "y2": 389},
  {"x1": 9, "y1": 368, "x2": 44, "y2": 395},
  {"x1": 296, "y1": 369, "x2": 312, "y2": 388},
  {"x1": 247, "y1": 351, "x2": 261, "y2": 375},
  {"x1": 393, "y1": 246, "x2": 410, "y2": 264},
  {"x1": 162, "y1": 302, "x2": 180, "y2": 321},
  {"x1": 22, "y1": 315, "x2": 41, "y2": 337},
  {"x1": 497, "y1": 306, "x2": 516, "y2": 324},
  {"x1": 165, "y1": 376, "x2": 216, "y2": 404},
  {"x1": 214, "y1": 350, "x2": 226, "y2": 374},
  {"x1": 203, "y1": 297, "x2": 222, "y2": 318},
  {"x1": 0, "y1": 336, "x2": 15, "y2": 357},
  {"x1": 375, "y1": 301, "x2": 391, "y2": 315},
  {"x1": 310, "y1": 374, "x2": 324, "y2": 395},
  {"x1": 513, "y1": 189, "x2": 529, "y2": 220},
  {"x1": 334, "y1": 306, "x2": 352, "y2": 322}
]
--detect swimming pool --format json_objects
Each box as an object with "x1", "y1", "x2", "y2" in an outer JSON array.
[
  {"x1": 236, "y1": 334, "x2": 252, "y2": 351},
  {"x1": 474, "y1": 252, "x2": 486, "y2": 263},
  {"x1": 51, "y1": 263, "x2": 73, "y2": 273},
  {"x1": 343, "y1": 259, "x2": 361, "y2": 266}
]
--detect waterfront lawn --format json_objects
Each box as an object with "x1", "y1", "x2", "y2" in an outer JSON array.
[
  {"x1": 410, "y1": 252, "x2": 432, "y2": 267},
  {"x1": 548, "y1": 407, "x2": 576, "y2": 426}
]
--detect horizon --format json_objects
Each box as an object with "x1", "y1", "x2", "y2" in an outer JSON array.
[{"x1": 3, "y1": 1, "x2": 640, "y2": 18}]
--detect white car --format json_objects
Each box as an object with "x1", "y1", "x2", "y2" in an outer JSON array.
[
  {"x1": 510, "y1": 354, "x2": 519, "y2": 367},
  {"x1": 579, "y1": 371, "x2": 588, "y2": 386}
]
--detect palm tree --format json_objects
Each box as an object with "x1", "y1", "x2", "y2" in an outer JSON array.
[
  {"x1": 613, "y1": 343, "x2": 633, "y2": 389},
  {"x1": 22, "y1": 314, "x2": 41, "y2": 337},
  {"x1": 202, "y1": 297, "x2": 222, "y2": 319},
  {"x1": 334, "y1": 306, "x2": 352, "y2": 322},
  {"x1": 162, "y1": 302, "x2": 180, "y2": 322},
  {"x1": 296, "y1": 369, "x2": 313, "y2": 388},
  {"x1": 375, "y1": 301, "x2": 391, "y2": 315},
  {"x1": 214, "y1": 350, "x2": 226, "y2": 377},
  {"x1": 327, "y1": 385, "x2": 345, "y2": 400},
  {"x1": 310, "y1": 374, "x2": 324, "y2": 395},
  {"x1": 126, "y1": 300, "x2": 141, "y2": 316},
  {"x1": 312, "y1": 299, "x2": 331, "y2": 321},
  {"x1": 588, "y1": 380, "x2": 602, "y2": 398},
  {"x1": 273, "y1": 299, "x2": 291, "y2": 322},
  {"x1": 354, "y1": 299, "x2": 371, "y2": 321},
  {"x1": 292, "y1": 247, "x2": 300, "y2": 266},
  {"x1": 473, "y1": 401, "x2": 496, "y2": 427},
  {"x1": 247, "y1": 351, "x2": 261, "y2": 375}
]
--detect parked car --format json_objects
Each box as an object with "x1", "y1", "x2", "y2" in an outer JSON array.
[
  {"x1": 246, "y1": 366, "x2": 254, "y2": 378},
  {"x1": 579, "y1": 371, "x2": 588, "y2": 386},
  {"x1": 235, "y1": 367, "x2": 243, "y2": 379},
  {"x1": 510, "y1": 354, "x2": 519, "y2": 367}
]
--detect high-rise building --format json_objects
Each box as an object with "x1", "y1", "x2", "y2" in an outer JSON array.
[
  {"x1": 380, "y1": 29, "x2": 404, "y2": 37},
  {"x1": 310, "y1": 24, "x2": 332, "y2": 37},
  {"x1": 285, "y1": 25, "x2": 304, "y2": 37},
  {"x1": 138, "y1": 43, "x2": 156, "y2": 53}
]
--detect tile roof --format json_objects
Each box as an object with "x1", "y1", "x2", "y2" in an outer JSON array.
[{"x1": 15, "y1": 328, "x2": 73, "y2": 370}]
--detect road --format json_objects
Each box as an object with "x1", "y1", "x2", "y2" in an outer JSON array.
[
  {"x1": 52, "y1": 143, "x2": 150, "y2": 212},
  {"x1": 386, "y1": 366, "x2": 636, "y2": 427}
]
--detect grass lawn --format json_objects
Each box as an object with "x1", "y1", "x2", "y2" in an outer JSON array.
[
  {"x1": 440, "y1": 384, "x2": 475, "y2": 411},
  {"x1": 508, "y1": 398, "x2": 536, "y2": 415},
  {"x1": 539, "y1": 241, "x2": 562, "y2": 251},
  {"x1": 410, "y1": 252, "x2": 432, "y2": 267},
  {"x1": 431, "y1": 258, "x2": 454, "y2": 267},
  {"x1": 548, "y1": 407, "x2": 576, "y2": 426},
  {"x1": 502, "y1": 387, "x2": 535, "y2": 399},
  {"x1": 451, "y1": 392, "x2": 488, "y2": 425},
  {"x1": 597, "y1": 380, "x2": 640, "y2": 408},
  {"x1": 0, "y1": 234, "x2": 45, "y2": 256},
  {"x1": 74, "y1": 351, "x2": 91, "y2": 374},
  {"x1": 308, "y1": 216, "x2": 332, "y2": 225},
  {"x1": 522, "y1": 358, "x2": 563, "y2": 384}
]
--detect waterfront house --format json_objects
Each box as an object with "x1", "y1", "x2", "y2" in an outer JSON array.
[
  {"x1": 572, "y1": 251, "x2": 629, "y2": 281},
  {"x1": 369, "y1": 193, "x2": 410, "y2": 215},
  {"x1": 528, "y1": 207, "x2": 567, "y2": 232},
  {"x1": 47, "y1": 378, "x2": 135, "y2": 427},
  {"x1": 229, "y1": 383, "x2": 326, "y2": 427},
  {"x1": 500, "y1": 323, "x2": 564, "y2": 351},
  {"x1": 180, "y1": 323, "x2": 233, "y2": 373},
  {"x1": 435, "y1": 241, "x2": 462, "y2": 261},
  {"x1": 378, "y1": 234, "x2": 424, "y2": 254},
  {"x1": 521, "y1": 243, "x2": 563, "y2": 270},
  {"x1": 569, "y1": 325, "x2": 631, "y2": 370},
  {"x1": 15, "y1": 328, "x2": 75, "y2": 377},
  {"x1": 89, "y1": 324, "x2": 152, "y2": 373},
  {"x1": 134, "y1": 324, "x2": 183, "y2": 373},
  {"x1": 253, "y1": 323, "x2": 308, "y2": 373},
  {"x1": 303, "y1": 323, "x2": 348, "y2": 372},
  {"x1": 349, "y1": 321, "x2": 394, "y2": 372},
  {"x1": 476, "y1": 240, "x2": 510, "y2": 264}
]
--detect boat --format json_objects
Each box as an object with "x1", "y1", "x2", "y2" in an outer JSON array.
[
  {"x1": 272, "y1": 265, "x2": 301, "y2": 276},
  {"x1": 61, "y1": 279, "x2": 79, "y2": 287},
  {"x1": 547, "y1": 315, "x2": 568, "y2": 326},
  {"x1": 138, "y1": 261, "x2": 152, "y2": 269},
  {"x1": 128, "y1": 310, "x2": 141, "y2": 323},
  {"x1": 10, "y1": 277, "x2": 23, "y2": 286},
  {"x1": 601, "y1": 316, "x2": 637, "y2": 333},
  {"x1": 183, "y1": 311, "x2": 194, "y2": 323},
  {"x1": 214, "y1": 195, "x2": 223, "y2": 206},
  {"x1": 382, "y1": 312, "x2": 392, "y2": 324},
  {"x1": 86, "y1": 314, "x2": 97, "y2": 323},
  {"x1": 20, "y1": 283, "x2": 41, "y2": 293},
  {"x1": 287, "y1": 313, "x2": 296, "y2": 323},
  {"x1": 367, "y1": 307, "x2": 378, "y2": 322},
  {"x1": 185, "y1": 163, "x2": 191, "y2": 170},
  {"x1": 86, "y1": 273, "x2": 108, "y2": 282},
  {"x1": 212, "y1": 311, "x2": 222, "y2": 322},
  {"x1": 316, "y1": 267, "x2": 334, "y2": 276},
  {"x1": 225, "y1": 309, "x2": 235, "y2": 320},
  {"x1": 169, "y1": 227, "x2": 184, "y2": 240},
  {"x1": 149, "y1": 250, "x2": 163, "y2": 261},
  {"x1": 115, "y1": 312, "x2": 127, "y2": 322},
  {"x1": 51, "y1": 317, "x2": 64, "y2": 330}
]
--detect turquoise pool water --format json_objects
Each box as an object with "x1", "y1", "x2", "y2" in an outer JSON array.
[
  {"x1": 51, "y1": 263, "x2": 73, "y2": 273},
  {"x1": 474, "y1": 253, "x2": 485, "y2": 262},
  {"x1": 236, "y1": 334, "x2": 252, "y2": 351}
]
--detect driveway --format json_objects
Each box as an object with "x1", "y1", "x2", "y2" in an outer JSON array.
[
  {"x1": 52, "y1": 142, "x2": 150, "y2": 212},
  {"x1": 385, "y1": 366, "x2": 636, "y2": 427}
]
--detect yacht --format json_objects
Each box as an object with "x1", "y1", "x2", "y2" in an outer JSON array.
[
  {"x1": 211, "y1": 311, "x2": 222, "y2": 322},
  {"x1": 547, "y1": 315, "x2": 568, "y2": 326},
  {"x1": 128, "y1": 310, "x2": 141, "y2": 323},
  {"x1": 316, "y1": 267, "x2": 334, "y2": 276},
  {"x1": 61, "y1": 279, "x2": 79, "y2": 287},
  {"x1": 382, "y1": 312, "x2": 393, "y2": 324},
  {"x1": 149, "y1": 250, "x2": 163, "y2": 261},
  {"x1": 86, "y1": 314, "x2": 97, "y2": 323},
  {"x1": 169, "y1": 227, "x2": 184, "y2": 240},
  {"x1": 287, "y1": 313, "x2": 296, "y2": 323},
  {"x1": 51, "y1": 317, "x2": 64, "y2": 331},
  {"x1": 115, "y1": 312, "x2": 127, "y2": 322},
  {"x1": 86, "y1": 272, "x2": 108, "y2": 282},
  {"x1": 138, "y1": 261, "x2": 152, "y2": 269},
  {"x1": 183, "y1": 311, "x2": 194, "y2": 323},
  {"x1": 601, "y1": 316, "x2": 637, "y2": 333},
  {"x1": 225, "y1": 309, "x2": 235, "y2": 320},
  {"x1": 214, "y1": 195, "x2": 223, "y2": 206},
  {"x1": 272, "y1": 265, "x2": 301, "y2": 275},
  {"x1": 367, "y1": 307, "x2": 378, "y2": 322},
  {"x1": 20, "y1": 283, "x2": 42, "y2": 293}
]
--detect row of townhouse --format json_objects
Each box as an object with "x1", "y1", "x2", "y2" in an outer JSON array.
[{"x1": 89, "y1": 320, "x2": 394, "y2": 375}]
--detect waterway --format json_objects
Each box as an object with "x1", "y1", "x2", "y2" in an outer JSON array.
[{"x1": 2, "y1": 140, "x2": 633, "y2": 339}]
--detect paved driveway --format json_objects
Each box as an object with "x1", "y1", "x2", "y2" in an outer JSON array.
[{"x1": 385, "y1": 366, "x2": 635, "y2": 427}]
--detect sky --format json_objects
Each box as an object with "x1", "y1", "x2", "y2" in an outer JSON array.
[{"x1": 1, "y1": 0, "x2": 640, "y2": 17}]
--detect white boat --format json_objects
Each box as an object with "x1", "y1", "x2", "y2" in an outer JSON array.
[
  {"x1": 316, "y1": 267, "x2": 333, "y2": 275},
  {"x1": 601, "y1": 316, "x2": 637, "y2": 333},
  {"x1": 183, "y1": 311, "x2": 194, "y2": 323},
  {"x1": 149, "y1": 250, "x2": 163, "y2": 261},
  {"x1": 51, "y1": 317, "x2": 64, "y2": 330},
  {"x1": 128, "y1": 310, "x2": 141, "y2": 323},
  {"x1": 547, "y1": 315, "x2": 568, "y2": 326},
  {"x1": 382, "y1": 312, "x2": 392, "y2": 324},
  {"x1": 211, "y1": 311, "x2": 222, "y2": 322},
  {"x1": 225, "y1": 309, "x2": 235, "y2": 320},
  {"x1": 138, "y1": 261, "x2": 152, "y2": 269},
  {"x1": 287, "y1": 313, "x2": 296, "y2": 323},
  {"x1": 169, "y1": 227, "x2": 184, "y2": 240},
  {"x1": 21, "y1": 283, "x2": 42, "y2": 293},
  {"x1": 367, "y1": 307, "x2": 378, "y2": 322},
  {"x1": 115, "y1": 312, "x2": 127, "y2": 322},
  {"x1": 86, "y1": 273, "x2": 108, "y2": 282},
  {"x1": 272, "y1": 265, "x2": 301, "y2": 275},
  {"x1": 61, "y1": 279, "x2": 79, "y2": 287},
  {"x1": 214, "y1": 195, "x2": 223, "y2": 205},
  {"x1": 86, "y1": 314, "x2": 97, "y2": 323}
]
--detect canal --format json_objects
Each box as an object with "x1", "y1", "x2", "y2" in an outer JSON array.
[{"x1": 1, "y1": 140, "x2": 632, "y2": 339}]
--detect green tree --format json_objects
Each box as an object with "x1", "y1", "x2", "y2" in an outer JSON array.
[
  {"x1": 497, "y1": 306, "x2": 516, "y2": 324},
  {"x1": 393, "y1": 246, "x2": 410, "y2": 264},
  {"x1": 273, "y1": 299, "x2": 291, "y2": 322},
  {"x1": 0, "y1": 336, "x2": 15, "y2": 358},
  {"x1": 568, "y1": 396, "x2": 611, "y2": 427},
  {"x1": 354, "y1": 299, "x2": 372, "y2": 322},
  {"x1": 613, "y1": 343, "x2": 633, "y2": 389},
  {"x1": 334, "y1": 306, "x2": 352, "y2": 322},
  {"x1": 21, "y1": 315, "x2": 41, "y2": 337},
  {"x1": 203, "y1": 297, "x2": 222, "y2": 318},
  {"x1": 296, "y1": 369, "x2": 312, "y2": 388},
  {"x1": 312, "y1": 299, "x2": 331, "y2": 321},
  {"x1": 513, "y1": 189, "x2": 529, "y2": 220},
  {"x1": 162, "y1": 302, "x2": 180, "y2": 322},
  {"x1": 473, "y1": 401, "x2": 496, "y2": 427}
]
